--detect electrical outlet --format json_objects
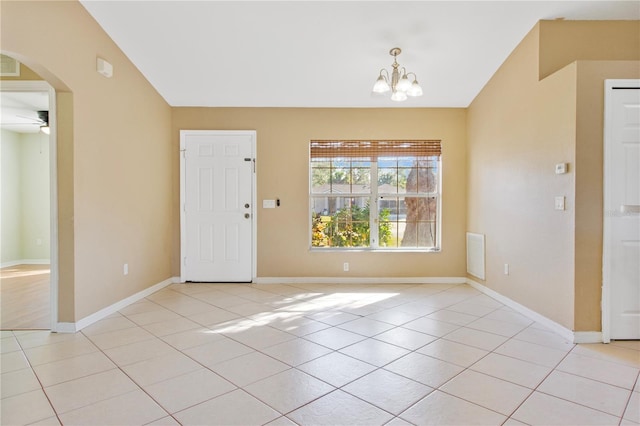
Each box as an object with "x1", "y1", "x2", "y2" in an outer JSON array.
[
  {"x1": 343, "y1": 262, "x2": 349, "y2": 272},
  {"x1": 504, "y1": 263, "x2": 509, "y2": 275},
  {"x1": 123, "y1": 263, "x2": 129, "y2": 275}
]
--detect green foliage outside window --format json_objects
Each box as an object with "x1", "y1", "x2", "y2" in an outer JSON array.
[{"x1": 312, "y1": 203, "x2": 392, "y2": 248}]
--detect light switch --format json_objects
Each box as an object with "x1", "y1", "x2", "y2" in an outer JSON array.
[
  {"x1": 555, "y1": 163, "x2": 568, "y2": 174},
  {"x1": 555, "y1": 196, "x2": 565, "y2": 210},
  {"x1": 263, "y1": 199, "x2": 276, "y2": 209}
]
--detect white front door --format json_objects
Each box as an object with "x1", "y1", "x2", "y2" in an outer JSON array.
[
  {"x1": 604, "y1": 81, "x2": 640, "y2": 340},
  {"x1": 181, "y1": 130, "x2": 255, "y2": 282}
]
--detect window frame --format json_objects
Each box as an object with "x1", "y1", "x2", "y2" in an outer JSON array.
[{"x1": 309, "y1": 140, "x2": 442, "y2": 252}]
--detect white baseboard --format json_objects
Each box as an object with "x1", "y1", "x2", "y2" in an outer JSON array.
[
  {"x1": 1, "y1": 259, "x2": 51, "y2": 268},
  {"x1": 466, "y1": 278, "x2": 602, "y2": 344},
  {"x1": 53, "y1": 277, "x2": 176, "y2": 333},
  {"x1": 254, "y1": 277, "x2": 467, "y2": 285}
]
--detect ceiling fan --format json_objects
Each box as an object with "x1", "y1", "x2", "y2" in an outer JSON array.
[{"x1": 1, "y1": 110, "x2": 50, "y2": 134}]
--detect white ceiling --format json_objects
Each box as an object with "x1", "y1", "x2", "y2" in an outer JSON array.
[
  {"x1": 37, "y1": 2, "x2": 640, "y2": 108},
  {"x1": 0, "y1": 91, "x2": 49, "y2": 134}
]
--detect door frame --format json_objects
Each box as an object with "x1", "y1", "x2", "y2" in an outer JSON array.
[
  {"x1": 602, "y1": 79, "x2": 640, "y2": 343},
  {"x1": 1, "y1": 80, "x2": 59, "y2": 331},
  {"x1": 179, "y1": 130, "x2": 257, "y2": 283}
]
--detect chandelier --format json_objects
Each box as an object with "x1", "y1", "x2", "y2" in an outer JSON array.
[{"x1": 372, "y1": 47, "x2": 423, "y2": 102}]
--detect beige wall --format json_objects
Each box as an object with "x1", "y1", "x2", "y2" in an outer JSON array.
[
  {"x1": 1, "y1": 1, "x2": 173, "y2": 321},
  {"x1": 468, "y1": 20, "x2": 640, "y2": 331},
  {"x1": 173, "y1": 108, "x2": 468, "y2": 279}
]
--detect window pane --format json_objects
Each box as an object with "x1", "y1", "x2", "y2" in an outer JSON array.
[
  {"x1": 351, "y1": 168, "x2": 371, "y2": 193},
  {"x1": 311, "y1": 165, "x2": 331, "y2": 193},
  {"x1": 378, "y1": 168, "x2": 399, "y2": 194},
  {"x1": 399, "y1": 168, "x2": 413, "y2": 193},
  {"x1": 398, "y1": 196, "x2": 438, "y2": 248},
  {"x1": 311, "y1": 197, "x2": 370, "y2": 247}
]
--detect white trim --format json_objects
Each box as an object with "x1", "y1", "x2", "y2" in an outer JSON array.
[
  {"x1": 466, "y1": 278, "x2": 576, "y2": 343},
  {"x1": 255, "y1": 277, "x2": 467, "y2": 285},
  {"x1": 573, "y1": 331, "x2": 603, "y2": 344},
  {"x1": 54, "y1": 277, "x2": 174, "y2": 333}
]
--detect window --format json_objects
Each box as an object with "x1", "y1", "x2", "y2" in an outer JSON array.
[{"x1": 310, "y1": 140, "x2": 441, "y2": 251}]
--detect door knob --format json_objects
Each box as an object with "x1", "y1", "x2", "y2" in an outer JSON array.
[{"x1": 244, "y1": 213, "x2": 251, "y2": 219}]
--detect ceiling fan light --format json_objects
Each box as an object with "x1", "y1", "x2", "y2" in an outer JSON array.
[
  {"x1": 407, "y1": 81, "x2": 423, "y2": 97},
  {"x1": 372, "y1": 75, "x2": 390, "y2": 93},
  {"x1": 391, "y1": 91, "x2": 407, "y2": 102}
]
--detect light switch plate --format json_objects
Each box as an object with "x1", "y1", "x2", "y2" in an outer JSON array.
[
  {"x1": 263, "y1": 199, "x2": 276, "y2": 209},
  {"x1": 555, "y1": 196, "x2": 565, "y2": 210},
  {"x1": 555, "y1": 163, "x2": 568, "y2": 174}
]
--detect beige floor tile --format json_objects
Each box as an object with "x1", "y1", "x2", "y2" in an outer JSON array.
[
  {"x1": 440, "y1": 369, "x2": 531, "y2": 415},
  {"x1": 144, "y1": 416, "x2": 181, "y2": 425},
  {"x1": 538, "y1": 370, "x2": 632, "y2": 416},
  {"x1": 401, "y1": 317, "x2": 460, "y2": 337},
  {"x1": 303, "y1": 326, "x2": 366, "y2": 350},
  {"x1": 470, "y1": 352, "x2": 552, "y2": 388},
  {"x1": 337, "y1": 317, "x2": 395, "y2": 337},
  {"x1": 244, "y1": 368, "x2": 334, "y2": 414},
  {"x1": 121, "y1": 351, "x2": 202, "y2": 386},
  {"x1": 118, "y1": 300, "x2": 164, "y2": 316},
  {"x1": 173, "y1": 389, "x2": 280, "y2": 425},
  {"x1": 426, "y1": 309, "x2": 479, "y2": 326},
  {"x1": 24, "y1": 338, "x2": 98, "y2": 366},
  {"x1": 265, "y1": 416, "x2": 298, "y2": 426},
  {"x1": 417, "y1": 338, "x2": 489, "y2": 367},
  {"x1": 161, "y1": 327, "x2": 226, "y2": 350},
  {"x1": 573, "y1": 343, "x2": 640, "y2": 368},
  {"x1": 103, "y1": 337, "x2": 177, "y2": 366},
  {"x1": 14, "y1": 330, "x2": 79, "y2": 349},
  {"x1": 227, "y1": 301, "x2": 273, "y2": 317},
  {"x1": 266, "y1": 315, "x2": 331, "y2": 337},
  {"x1": 495, "y1": 338, "x2": 568, "y2": 368},
  {"x1": 125, "y1": 308, "x2": 183, "y2": 326},
  {"x1": 87, "y1": 326, "x2": 155, "y2": 351},
  {"x1": 33, "y1": 351, "x2": 116, "y2": 387},
  {"x1": 339, "y1": 338, "x2": 410, "y2": 367},
  {"x1": 443, "y1": 326, "x2": 509, "y2": 351},
  {"x1": 183, "y1": 336, "x2": 254, "y2": 367},
  {"x1": 261, "y1": 338, "x2": 332, "y2": 366},
  {"x1": 1, "y1": 367, "x2": 42, "y2": 398},
  {"x1": 513, "y1": 327, "x2": 574, "y2": 352},
  {"x1": 298, "y1": 352, "x2": 376, "y2": 387},
  {"x1": 58, "y1": 389, "x2": 167, "y2": 425},
  {"x1": 288, "y1": 389, "x2": 394, "y2": 426},
  {"x1": 399, "y1": 390, "x2": 507, "y2": 425},
  {"x1": 343, "y1": 369, "x2": 433, "y2": 415},
  {"x1": 394, "y1": 300, "x2": 441, "y2": 316},
  {"x1": 446, "y1": 301, "x2": 499, "y2": 317},
  {"x1": 143, "y1": 368, "x2": 236, "y2": 413},
  {"x1": 0, "y1": 389, "x2": 57, "y2": 425},
  {"x1": 557, "y1": 352, "x2": 639, "y2": 389},
  {"x1": 158, "y1": 299, "x2": 216, "y2": 316},
  {"x1": 512, "y1": 391, "x2": 620, "y2": 425},
  {"x1": 305, "y1": 310, "x2": 361, "y2": 326},
  {"x1": 1, "y1": 350, "x2": 30, "y2": 373},
  {"x1": 612, "y1": 340, "x2": 640, "y2": 352},
  {"x1": 1, "y1": 336, "x2": 21, "y2": 354},
  {"x1": 484, "y1": 309, "x2": 534, "y2": 326},
  {"x1": 624, "y1": 391, "x2": 640, "y2": 423},
  {"x1": 466, "y1": 317, "x2": 528, "y2": 337},
  {"x1": 384, "y1": 352, "x2": 464, "y2": 388},
  {"x1": 44, "y1": 368, "x2": 138, "y2": 414},
  {"x1": 365, "y1": 308, "x2": 422, "y2": 326},
  {"x1": 223, "y1": 324, "x2": 296, "y2": 350},
  {"x1": 209, "y1": 351, "x2": 289, "y2": 387},
  {"x1": 185, "y1": 306, "x2": 240, "y2": 327},
  {"x1": 80, "y1": 316, "x2": 138, "y2": 336},
  {"x1": 142, "y1": 316, "x2": 201, "y2": 337},
  {"x1": 28, "y1": 415, "x2": 62, "y2": 425},
  {"x1": 374, "y1": 327, "x2": 438, "y2": 350}
]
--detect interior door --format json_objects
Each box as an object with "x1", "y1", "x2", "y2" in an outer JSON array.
[
  {"x1": 604, "y1": 81, "x2": 640, "y2": 340},
  {"x1": 181, "y1": 130, "x2": 255, "y2": 282}
]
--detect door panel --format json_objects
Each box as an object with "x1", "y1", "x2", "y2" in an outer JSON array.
[
  {"x1": 606, "y1": 84, "x2": 640, "y2": 339},
  {"x1": 182, "y1": 131, "x2": 254, "y2": 282}
]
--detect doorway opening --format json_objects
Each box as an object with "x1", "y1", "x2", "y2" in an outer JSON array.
[{"x1": 1, "y1": 77, "x2": 58, "y2": 330}]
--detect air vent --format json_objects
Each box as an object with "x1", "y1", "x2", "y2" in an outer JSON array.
[{"x1": 0, "y1": 54, "x2": 20, "y2": 77}]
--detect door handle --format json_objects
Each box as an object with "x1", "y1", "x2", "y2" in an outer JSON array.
[
  {"x1": 244, "y1": 213, "x2": 251, "y2": 219},
  {"x1": 620, "y1": 205, "x2": 640, "y2": 214}
]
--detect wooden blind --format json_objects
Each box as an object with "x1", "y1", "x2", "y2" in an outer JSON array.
[{"x1": 310, "y1": 140, "x2": 441, "y2": 159}]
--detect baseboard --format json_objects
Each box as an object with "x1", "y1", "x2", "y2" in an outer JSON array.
[
  {"x1": 466, "y1": 278, "x2": 579, "y2": 343},
  {"x1": 573, "y1": 331, "x2": 603, "y2": 344},
  {"x1": 1, "y1": 259, "x2": 51, "y2": 268},
  {"x1": 53, "y1": 277, "x2": 175, "y2": 333},
  {"x1": 254, "y1": 277, "x2": 467, "y2": 285}
]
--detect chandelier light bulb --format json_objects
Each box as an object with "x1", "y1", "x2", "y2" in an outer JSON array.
[{"x1": 372, "y1": 47, "x2": 422, "y2": 102}]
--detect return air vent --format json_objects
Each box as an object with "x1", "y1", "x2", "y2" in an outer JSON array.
[
  {"x1": 0, "y1": 54, "x2": 20, "y2": 76},
  {"x1": 466, "y1": 232, "x2": 485, "y2": 280}
]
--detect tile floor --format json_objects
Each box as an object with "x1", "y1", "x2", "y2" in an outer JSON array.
[{"x1": 1, "y1": 282, "x2": 639, "y2": 425}]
